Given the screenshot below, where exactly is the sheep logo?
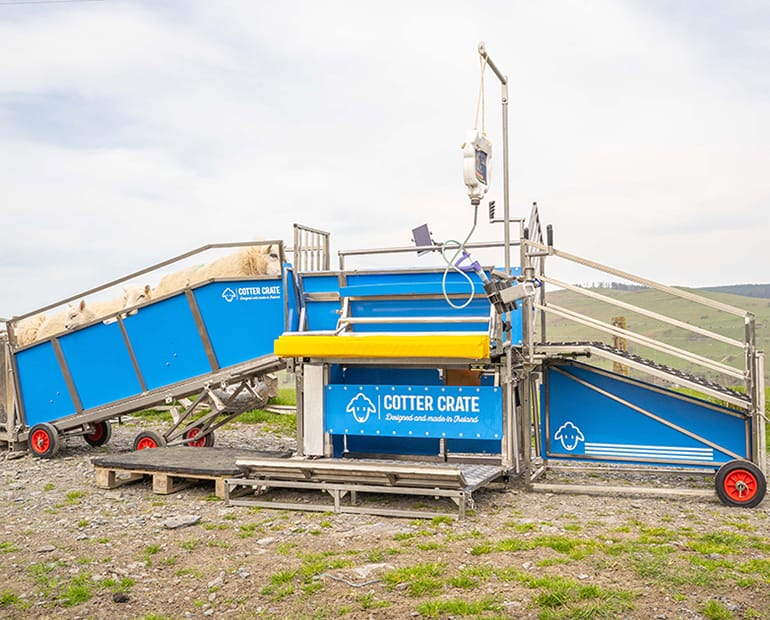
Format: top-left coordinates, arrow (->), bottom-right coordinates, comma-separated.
221,288 -> 237,303
346,393 -> 376,424
554,421 -> 585,451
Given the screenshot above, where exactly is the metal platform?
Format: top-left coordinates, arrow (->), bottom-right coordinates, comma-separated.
225,457 -> 506,519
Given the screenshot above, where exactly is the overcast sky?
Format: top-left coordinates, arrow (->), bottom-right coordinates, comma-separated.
1,0 -> 768,317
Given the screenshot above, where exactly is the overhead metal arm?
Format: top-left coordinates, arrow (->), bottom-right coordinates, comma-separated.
477,41 -> 511,275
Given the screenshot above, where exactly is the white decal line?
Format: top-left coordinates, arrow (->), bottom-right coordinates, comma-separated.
585,442 -> 714,453
585,448 -> 713,456
585,450 -> 714,461
585,445 -> 714,460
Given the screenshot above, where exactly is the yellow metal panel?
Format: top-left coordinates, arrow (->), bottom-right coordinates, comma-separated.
274,333 -> 489,360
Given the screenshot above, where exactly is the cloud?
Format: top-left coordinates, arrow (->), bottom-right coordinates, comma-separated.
0,0 -> 768,318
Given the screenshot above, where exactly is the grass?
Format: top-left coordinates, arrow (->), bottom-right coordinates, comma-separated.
55,490 -> 86,508
700,599 -> 734,620
0,590 -> 28,609
471,534 -> 596,560
382,562 -> 446,597
260,551 -> 355,601
359,592 -> 390,610
180,538 -> 199,551
237,407 -> 296,433
416,595 -> 503,618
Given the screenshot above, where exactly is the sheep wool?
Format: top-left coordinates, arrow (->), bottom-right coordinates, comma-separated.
14,315 -> 46,346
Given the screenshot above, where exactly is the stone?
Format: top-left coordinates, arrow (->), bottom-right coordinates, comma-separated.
163,514 -> 201,529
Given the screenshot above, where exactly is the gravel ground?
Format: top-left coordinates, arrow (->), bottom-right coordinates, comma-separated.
1,417 -> 769,620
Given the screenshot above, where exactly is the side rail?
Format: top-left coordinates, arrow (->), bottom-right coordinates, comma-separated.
335,270 -> 498,336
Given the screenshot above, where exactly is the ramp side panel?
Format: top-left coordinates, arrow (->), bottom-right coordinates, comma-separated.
58,322 -> 142,410
193,280 -> 285,368
542,363 -> 749,468
301,273 -> 341,331
15,343 -> 77,426
124,294 -> 212,391
284,267 -> 301,333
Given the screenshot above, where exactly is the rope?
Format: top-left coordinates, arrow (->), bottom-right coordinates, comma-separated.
474,54 -> 488,136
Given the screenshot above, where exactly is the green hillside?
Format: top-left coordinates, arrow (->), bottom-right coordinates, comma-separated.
699,284 -> 770,299
540,286 -> 770,387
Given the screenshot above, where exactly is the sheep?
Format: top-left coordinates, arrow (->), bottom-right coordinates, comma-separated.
13,315 -> 46,346
154,244 -> 281,297
25,285 -> 154,344
123,284 -> 153,309
154,264 -> 207,298
58,285 -> 153,327
35,300 -> 97,341
199,244 -> 282,280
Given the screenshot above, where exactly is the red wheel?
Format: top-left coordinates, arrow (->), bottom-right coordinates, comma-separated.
184,425 -> 214,448
84,421 -> 112,447
132,430 -> 166,451
28,423 -> 60,459
715,460 -> 767,508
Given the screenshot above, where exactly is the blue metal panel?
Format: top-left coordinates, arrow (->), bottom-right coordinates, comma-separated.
300,273 -> 341,331
333,434 -> 441,457
341,366 -> 442,385
193,279 -> 285,368
58,322 -> 142,410
16,342 -> 77,426
345,269 -> 505,291
446,438 -> 501,454
124,294 -> 211,390
301,273 -> 340,293
284,266 -> 301,332
349,298 -> 491,333
542,362 -> 749,468
325,384 -> 502,441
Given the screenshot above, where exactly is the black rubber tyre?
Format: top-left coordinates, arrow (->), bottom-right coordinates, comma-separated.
132,430 -> 166,451
28,423 -> 61,459
184,425 -> 215,448
83,420 -> 112,447
715,460 -> 767,508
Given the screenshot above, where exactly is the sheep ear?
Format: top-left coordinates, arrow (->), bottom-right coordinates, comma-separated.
79,299 -> 86,311
144,284 -> 151,294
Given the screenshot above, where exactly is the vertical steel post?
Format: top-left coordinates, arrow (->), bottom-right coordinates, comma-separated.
477,41 -> 517,473
755,353 -> 766,474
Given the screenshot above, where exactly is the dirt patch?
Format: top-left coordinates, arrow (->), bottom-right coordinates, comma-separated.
1,419 -> 769,620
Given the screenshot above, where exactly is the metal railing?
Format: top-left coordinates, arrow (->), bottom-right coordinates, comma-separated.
291,224 -> 330,273
520,205 -> 765,469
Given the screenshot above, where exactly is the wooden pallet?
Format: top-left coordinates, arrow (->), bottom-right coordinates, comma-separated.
94,466 -> 235,498
92,447 -> 291,498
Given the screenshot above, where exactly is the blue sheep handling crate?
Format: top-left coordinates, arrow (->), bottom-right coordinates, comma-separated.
8,259 -> 299,458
